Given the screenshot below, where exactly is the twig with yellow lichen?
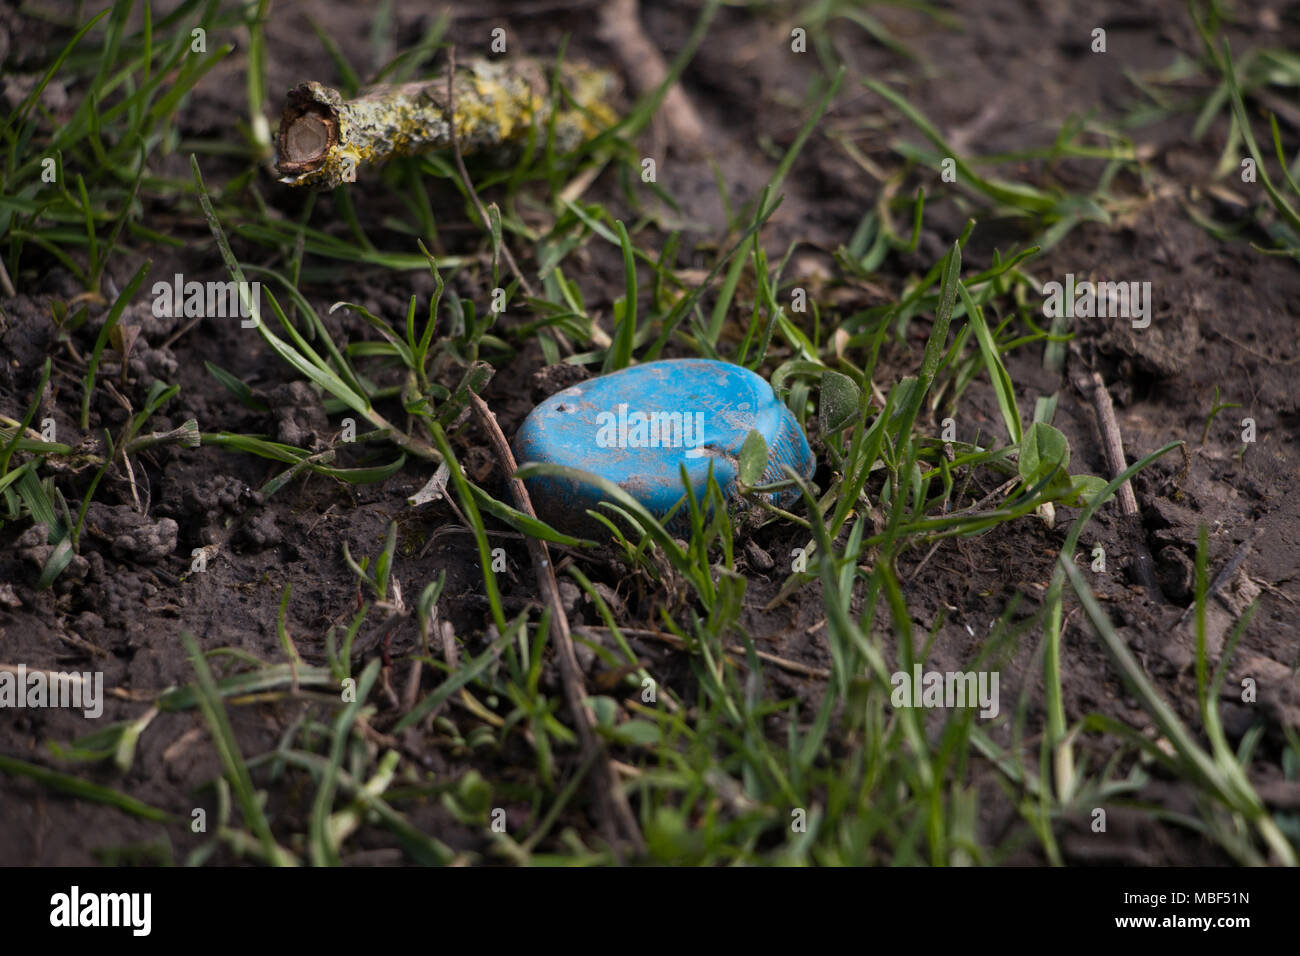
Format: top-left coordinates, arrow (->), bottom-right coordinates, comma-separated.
275,57 -> 619,189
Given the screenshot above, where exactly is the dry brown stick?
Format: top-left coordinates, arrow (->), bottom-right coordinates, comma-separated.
0,257 -> 16,298
466,389 -> 645,855
1218,331 -> 1300,366
596,625 -> 832,680
1069,351 -> 1163,596
445,47 -> 537,301
416,620 -> 462,726
57,632 -> 111,658
597,0 -> 705,155
1070,363 -> 1138,516
906,476 -> 1021,583
401,658 -> 423,714
1174,526 -> 1264,628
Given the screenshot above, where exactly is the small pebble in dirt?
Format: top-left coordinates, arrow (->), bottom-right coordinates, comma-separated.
181,474 -> 261,525
514,359 -> 813,537
270,381 -> 331,450
235,510 -> 282,552
132,301 -> 179,341
586,580 -> 625,620
84,503 -> 178,563
74,611 -> 105,635
744,538 -> 775,572
558,579 -> 582,619
16,523 -> 89,581
0,583 -> 22,608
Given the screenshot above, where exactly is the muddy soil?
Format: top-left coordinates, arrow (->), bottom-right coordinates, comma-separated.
1,0 -> 1297,865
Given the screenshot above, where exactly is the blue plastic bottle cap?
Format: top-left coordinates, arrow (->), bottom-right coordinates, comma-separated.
513,359 -> 814,537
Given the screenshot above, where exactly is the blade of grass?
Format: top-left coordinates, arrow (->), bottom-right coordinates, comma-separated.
180,629 -> 294,866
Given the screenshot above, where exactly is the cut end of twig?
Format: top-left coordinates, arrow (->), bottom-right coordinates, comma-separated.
275,87 -> 339,176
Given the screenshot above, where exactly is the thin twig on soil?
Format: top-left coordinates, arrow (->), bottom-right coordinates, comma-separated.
1069,350 -> 1164,596
56,632 -> 111,658
906,476 -> 1021,583
596,625 -> 832,680
1072,368 -> 1138,517
1218,331 -> 1300,366
597,0 -> 705,155
466,389 -> 645,856
401,658 -> 423,714
1175,527 -> 1264,628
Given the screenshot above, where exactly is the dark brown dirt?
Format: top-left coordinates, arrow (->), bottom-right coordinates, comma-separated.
1,0 -> 1297,865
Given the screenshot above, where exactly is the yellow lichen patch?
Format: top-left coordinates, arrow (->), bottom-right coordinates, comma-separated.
276,58 -> 618,189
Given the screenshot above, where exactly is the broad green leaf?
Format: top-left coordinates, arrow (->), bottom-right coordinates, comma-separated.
1019,421 -> 1071,488
738,428 -> 768,486
819,370 -> 862,433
